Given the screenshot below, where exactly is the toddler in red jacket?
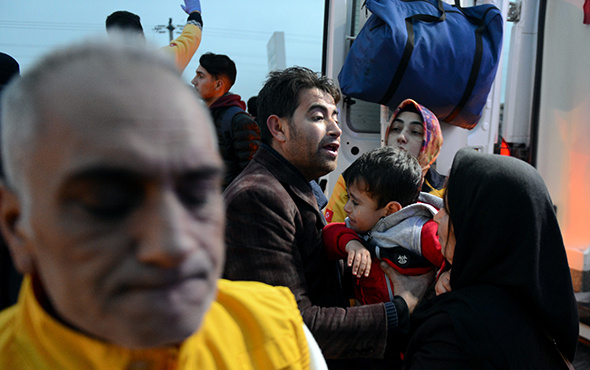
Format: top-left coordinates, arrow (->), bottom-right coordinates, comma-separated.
323,146 -> 444,305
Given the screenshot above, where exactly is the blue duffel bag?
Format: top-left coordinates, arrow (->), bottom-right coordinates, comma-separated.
338,0 -> 503,129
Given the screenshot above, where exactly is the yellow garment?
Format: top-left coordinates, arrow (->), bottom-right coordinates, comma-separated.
424,177 -> 446,198
163,22 -> 202,72
0,276 -> 310,369
324,174 -> 349,223
184,280 -> 311,369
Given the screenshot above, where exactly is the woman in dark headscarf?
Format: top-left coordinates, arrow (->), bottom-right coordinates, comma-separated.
400,148 -> 579,369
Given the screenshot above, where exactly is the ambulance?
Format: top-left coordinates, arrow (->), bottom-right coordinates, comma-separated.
320,0 -> 590,339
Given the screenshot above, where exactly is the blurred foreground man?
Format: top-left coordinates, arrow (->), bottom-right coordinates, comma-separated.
0,36 -> 325,369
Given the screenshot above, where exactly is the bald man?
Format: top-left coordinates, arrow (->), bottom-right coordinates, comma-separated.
0,36 -> 325,369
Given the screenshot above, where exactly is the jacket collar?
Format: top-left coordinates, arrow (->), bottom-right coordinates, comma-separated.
209,92 -> 246,110
254,144 -> 322,215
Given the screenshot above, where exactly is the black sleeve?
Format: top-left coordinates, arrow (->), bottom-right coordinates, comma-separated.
231,113 -> 260,170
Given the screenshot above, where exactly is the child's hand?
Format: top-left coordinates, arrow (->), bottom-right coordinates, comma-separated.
345,240 -> 371,277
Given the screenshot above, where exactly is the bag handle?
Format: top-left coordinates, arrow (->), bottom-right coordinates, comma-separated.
379,0 -> 447,105
443,1 -> 497,123
408,0 -> 446,22
453,0 -> 485,26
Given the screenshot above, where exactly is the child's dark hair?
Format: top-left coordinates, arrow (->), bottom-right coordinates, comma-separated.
343,146 -> 422,208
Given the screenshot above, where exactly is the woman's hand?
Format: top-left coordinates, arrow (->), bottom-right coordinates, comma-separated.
435,270 -> 452,296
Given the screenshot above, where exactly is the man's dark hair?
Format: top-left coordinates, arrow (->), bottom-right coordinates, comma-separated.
199,52 -> 237,86
343,146 -> 422,208
247,96 -> 257,117
106,11 -> 144,35
0,53 -> 20,88
256,66 -> 341,144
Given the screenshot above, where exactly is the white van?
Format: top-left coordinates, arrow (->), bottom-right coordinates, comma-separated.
321,1 -> 590,307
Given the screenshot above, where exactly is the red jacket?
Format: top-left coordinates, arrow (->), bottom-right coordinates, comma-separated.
323,220 -> 443,305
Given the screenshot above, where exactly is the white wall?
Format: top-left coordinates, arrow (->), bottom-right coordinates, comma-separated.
536,0 -> 590,270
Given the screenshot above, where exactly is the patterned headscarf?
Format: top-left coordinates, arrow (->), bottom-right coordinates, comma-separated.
384,99 -> 443,174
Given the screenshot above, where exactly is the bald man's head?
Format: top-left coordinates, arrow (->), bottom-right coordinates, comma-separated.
1,35 -> 198,191
0,36 -> 225,348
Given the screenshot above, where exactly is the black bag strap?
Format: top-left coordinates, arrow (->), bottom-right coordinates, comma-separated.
453,0 -> 485,26
379,0 -> 497,125
545,332 -> 576,370
379,0 -> 446,105
409,0 -> 446,22
220,105 -> 245,140
443,0 -> 495,123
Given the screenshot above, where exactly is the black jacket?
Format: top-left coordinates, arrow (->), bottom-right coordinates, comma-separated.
210,93 -> 260,188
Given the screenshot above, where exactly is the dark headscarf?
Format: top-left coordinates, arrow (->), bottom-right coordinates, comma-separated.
413,148 -> 579,362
